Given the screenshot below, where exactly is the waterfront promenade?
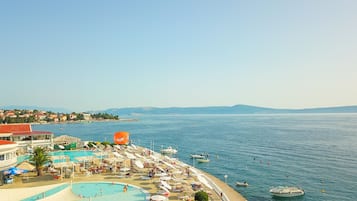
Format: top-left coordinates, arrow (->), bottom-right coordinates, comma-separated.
202,171 -> 247,201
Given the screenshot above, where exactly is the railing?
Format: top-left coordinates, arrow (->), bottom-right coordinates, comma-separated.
191,167 -> 230,201
16,140 -> 52,146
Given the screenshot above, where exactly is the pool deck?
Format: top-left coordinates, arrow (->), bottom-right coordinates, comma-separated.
0,147 -> 247,201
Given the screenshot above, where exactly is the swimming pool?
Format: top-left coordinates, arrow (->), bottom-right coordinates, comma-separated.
71,182 -> 150,201
17,154 -> 30,163
50,150 -> 96,162
22,182 -> 150,201
17,150 -> 98,163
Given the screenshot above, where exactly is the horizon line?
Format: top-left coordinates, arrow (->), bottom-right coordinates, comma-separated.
2,104 -> 357,113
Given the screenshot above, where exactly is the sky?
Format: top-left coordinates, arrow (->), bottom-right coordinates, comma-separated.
1,0 -> 357,111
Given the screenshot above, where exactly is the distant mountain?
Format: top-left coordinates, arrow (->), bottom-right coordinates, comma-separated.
102,105 -> 357,116
3,104 -> 357,116
295,105 -> 357,113
0,105 -> 71,113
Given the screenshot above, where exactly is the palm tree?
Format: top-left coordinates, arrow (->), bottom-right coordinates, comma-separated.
29,147 -> 51,176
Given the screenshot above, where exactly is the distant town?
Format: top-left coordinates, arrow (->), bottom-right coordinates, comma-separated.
0,109 -> 119,124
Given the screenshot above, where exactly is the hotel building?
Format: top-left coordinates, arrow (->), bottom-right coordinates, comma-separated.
0,140 -> 17,171
0,124 -> 54,154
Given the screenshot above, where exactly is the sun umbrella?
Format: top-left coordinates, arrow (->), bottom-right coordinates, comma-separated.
125,152 -> 136,159
160,180 -> 172,190
120,167 -> 130,172
151,195 -> 168,201
159,186 -> 170,197
160,176 -> 171,181
54,135 -> 81,144
135,160 -> 144,169
16,161 -> 35,172
113,152 -> 123,158
3,167 -> 28,175
160,185 -> 170,193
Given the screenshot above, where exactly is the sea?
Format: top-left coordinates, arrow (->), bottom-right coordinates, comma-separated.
32,113 -> 357,201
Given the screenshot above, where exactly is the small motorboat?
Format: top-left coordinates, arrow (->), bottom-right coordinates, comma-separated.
236,181 -> 249,187
190,153 -> 208,159
196,158 -> 210,163
269,186 -> 305,197
160,146 -> 178,155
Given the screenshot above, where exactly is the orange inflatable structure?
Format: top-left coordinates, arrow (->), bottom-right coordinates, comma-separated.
113,131 -> 130,145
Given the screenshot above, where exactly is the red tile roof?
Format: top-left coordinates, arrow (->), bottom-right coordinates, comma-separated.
0,124 -> 32,133
0,124 -> 53,136
0,140 -> 16,145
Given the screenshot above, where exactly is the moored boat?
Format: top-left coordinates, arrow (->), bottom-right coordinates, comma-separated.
196,158 -> 210,163
269,186 -> 304,197
236,181 -> 248,187
190,153 -> 208,159
160,146 -> 177,155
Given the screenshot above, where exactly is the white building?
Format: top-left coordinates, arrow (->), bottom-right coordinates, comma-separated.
0,140 -> 17,171
0,124 -> 54,154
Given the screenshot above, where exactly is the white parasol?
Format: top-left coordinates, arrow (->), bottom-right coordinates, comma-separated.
54,135 -> 81,144
113,152 -> 123,158
160,176 -> 171,181
16,161 -> 35,171
160,180 -> 172,190
151,195 -> 168,201
135,160 -> 144,169
120,167 -> 130,172
125,152 -> 136,159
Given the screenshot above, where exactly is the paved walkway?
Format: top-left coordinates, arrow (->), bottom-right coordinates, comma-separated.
201,171 -> 247,201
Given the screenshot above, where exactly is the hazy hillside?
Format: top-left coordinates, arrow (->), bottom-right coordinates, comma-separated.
102,105 -> 357,116
3,104 -> 357,116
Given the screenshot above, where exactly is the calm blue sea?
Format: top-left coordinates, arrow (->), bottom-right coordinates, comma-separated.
33,114 -> 357,201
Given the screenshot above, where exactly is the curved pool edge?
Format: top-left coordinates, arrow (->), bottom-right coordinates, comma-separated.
21,181 -> 150,201
21,184 -> 70,201
71,181 -> 151,200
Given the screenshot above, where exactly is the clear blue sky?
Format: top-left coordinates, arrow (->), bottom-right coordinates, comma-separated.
1,1 -> 356,111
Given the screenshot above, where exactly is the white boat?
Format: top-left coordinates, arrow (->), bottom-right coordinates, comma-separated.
236,181 -> 248,187
190,154 -> 206,159
269,186 -> 305,197
196,158 -> 210,163
160,146 -> 177,155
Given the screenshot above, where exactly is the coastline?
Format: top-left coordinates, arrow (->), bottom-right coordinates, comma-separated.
0,169 -> 247,201
30,118 -> 139,125
1,145 -> 247,201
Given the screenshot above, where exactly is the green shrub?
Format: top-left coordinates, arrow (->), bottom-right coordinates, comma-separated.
101,141 -> 111,146
194,191 -> 208,201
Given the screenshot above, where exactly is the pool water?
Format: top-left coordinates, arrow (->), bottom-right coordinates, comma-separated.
21,182 -> 149,201
72,182 -> 149,201
50,150 -> 96,162
17,154 -> 30,163
17,150 -> 97,164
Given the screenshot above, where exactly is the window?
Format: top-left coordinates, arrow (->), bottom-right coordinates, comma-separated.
0,137 -> 10,141
0,154 -> 4,161
6,153 -> 10,160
